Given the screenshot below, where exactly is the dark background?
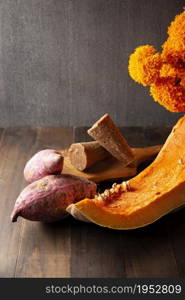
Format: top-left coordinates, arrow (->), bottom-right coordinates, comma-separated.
0,0 -> 184,127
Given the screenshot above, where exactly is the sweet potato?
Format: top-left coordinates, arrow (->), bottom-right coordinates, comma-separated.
11,174 -> 97,222
24,149 -> 64,183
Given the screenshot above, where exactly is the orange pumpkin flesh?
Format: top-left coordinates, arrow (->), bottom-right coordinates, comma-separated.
67,116 -> 185,229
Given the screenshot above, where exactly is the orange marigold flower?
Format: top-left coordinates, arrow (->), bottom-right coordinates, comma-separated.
128,45 -> 162,86
128,9 -> 185,112
180,77 -> 185,87
162,11 -> 185,66
165,11 -> 185,50
160,64 -> 177,78
150,79 -> 185,112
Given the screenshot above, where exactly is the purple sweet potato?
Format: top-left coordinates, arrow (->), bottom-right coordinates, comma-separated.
11,174 -> 97,222
24,149 -> 64,183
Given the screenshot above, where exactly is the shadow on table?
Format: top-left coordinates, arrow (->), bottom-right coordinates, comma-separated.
42,206 -> 185,278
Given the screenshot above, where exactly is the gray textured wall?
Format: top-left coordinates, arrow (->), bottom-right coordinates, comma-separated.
0,0 -> 184,127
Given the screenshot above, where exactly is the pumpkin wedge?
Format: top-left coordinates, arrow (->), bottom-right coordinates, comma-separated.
67,116 -> 185,229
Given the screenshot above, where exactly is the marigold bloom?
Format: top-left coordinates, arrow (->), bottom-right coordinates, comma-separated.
128,9 -> 185,112
162,11 -> 185,66
128,45 -> 162,86
150,79 -> 185,112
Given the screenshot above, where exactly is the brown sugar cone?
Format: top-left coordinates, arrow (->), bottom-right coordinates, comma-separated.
87,114 -> 135,166
68,141 -> 110,171
68,142 -> 162,171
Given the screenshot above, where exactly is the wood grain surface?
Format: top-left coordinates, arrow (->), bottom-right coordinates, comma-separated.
0,0 -> 184,128
0,126 -> 185,278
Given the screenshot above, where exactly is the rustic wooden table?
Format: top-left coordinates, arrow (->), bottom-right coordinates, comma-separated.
0,126 -> 185,278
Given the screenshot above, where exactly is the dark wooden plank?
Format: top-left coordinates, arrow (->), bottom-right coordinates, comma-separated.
70,219 -> 125,278
0,0 -> 184,128
14,128 -> 73,277
70,126 -> 180,277
123,217 -> 179,278
0,127 -> 38,277
168,210 -> 185,277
